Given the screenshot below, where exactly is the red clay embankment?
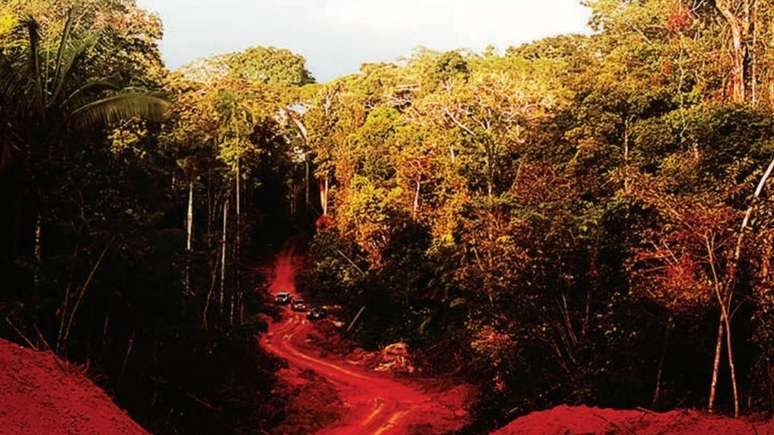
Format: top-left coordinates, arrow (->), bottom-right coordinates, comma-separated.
0,338 -> 146,435
492,404 -> 774,435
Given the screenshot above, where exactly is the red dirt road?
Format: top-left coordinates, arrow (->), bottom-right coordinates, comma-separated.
260,246 -> 467,435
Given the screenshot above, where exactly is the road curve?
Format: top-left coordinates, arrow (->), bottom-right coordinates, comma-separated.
259,246 -> 465,435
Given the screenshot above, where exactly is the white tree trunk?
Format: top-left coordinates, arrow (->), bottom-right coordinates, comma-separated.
187,180 -> 194,252
232,160 -> 241,326
305,159 -> 311,209
220,197 -> 229,322
723,311 -> 740,417
185,179 -> 194,294
708,317 -> 724,413
715,0 -> 753,103
320,177 -> 329,216
413,177 -> 421,219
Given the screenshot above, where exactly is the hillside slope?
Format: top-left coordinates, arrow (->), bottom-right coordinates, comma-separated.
492,405 -> 774,435
0,338 -> 146,434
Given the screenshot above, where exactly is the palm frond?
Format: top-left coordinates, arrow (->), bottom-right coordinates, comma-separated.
52,8 -> 75,94
50,34 -> 98,108
69,92 -> 169,129
0,51 -> 29,103
20,16 -> 44,114
59,78 -> 119,109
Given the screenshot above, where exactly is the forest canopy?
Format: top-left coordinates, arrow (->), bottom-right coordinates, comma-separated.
2,0 -> 774,433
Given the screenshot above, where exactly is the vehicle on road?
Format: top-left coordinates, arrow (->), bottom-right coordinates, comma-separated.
307,307 -> 327,320
274,292 -> 292,305
292,299 -> 307,312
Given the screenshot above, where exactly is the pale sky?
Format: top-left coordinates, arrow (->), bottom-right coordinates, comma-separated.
136,0 -> 592,83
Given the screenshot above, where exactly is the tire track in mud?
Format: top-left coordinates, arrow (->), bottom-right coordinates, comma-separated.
259,245 -> 467,434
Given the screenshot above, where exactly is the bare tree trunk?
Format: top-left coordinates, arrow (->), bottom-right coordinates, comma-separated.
305,158 -> 311,209
283,106 -> 313,215
102,310 -> 110,344
119,331 -> 134,383
751,1 -> 758,107
56,282 -> 72,354
723,310 -> 741,417
347,305 -> 367,333
59,241 -> 111,354
320,177 -> 329,216
187,178 -> 194,251
290,180 -> 296,217
33,213 -> 42,293
202,251 -> 219,330
623,118 -> 631,191
716,0 -> 753,104
413,177 -> 421,219
185,179 -> 194,294
708,235 -> 740,417
233,159 -> 241,327
623,119 -> 630,163
207,168 -> 213,252
729,157 -> 774,286
653,317 -> 673,407
730,22 -> 746,103
239,293 -> 245,325
709,317 -> 724,413
708,156 -> 774,416
56,244 -> 79,354
220,196 -> 229,323
485,152 -> 494,198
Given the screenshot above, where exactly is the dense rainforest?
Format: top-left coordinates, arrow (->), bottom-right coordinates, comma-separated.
3,0 -> 774,433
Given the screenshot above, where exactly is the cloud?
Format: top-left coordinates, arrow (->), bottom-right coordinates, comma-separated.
137,0 -> 591,82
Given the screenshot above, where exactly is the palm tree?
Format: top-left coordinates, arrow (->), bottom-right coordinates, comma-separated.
1,9 -> 167,161
0,8 -> 168,302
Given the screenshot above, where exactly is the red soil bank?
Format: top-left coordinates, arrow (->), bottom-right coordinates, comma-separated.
493,404 -> 774,435
0,338 -> 146,435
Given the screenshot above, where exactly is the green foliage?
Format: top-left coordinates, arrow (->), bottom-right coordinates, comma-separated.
70,92 -> 168,128
6,0 -> 774,433
227,46 -> 315,87
0,9 -> 15,38
180,45 -> 315,88
1,3 -> 294,434
298,0 -> 774,429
